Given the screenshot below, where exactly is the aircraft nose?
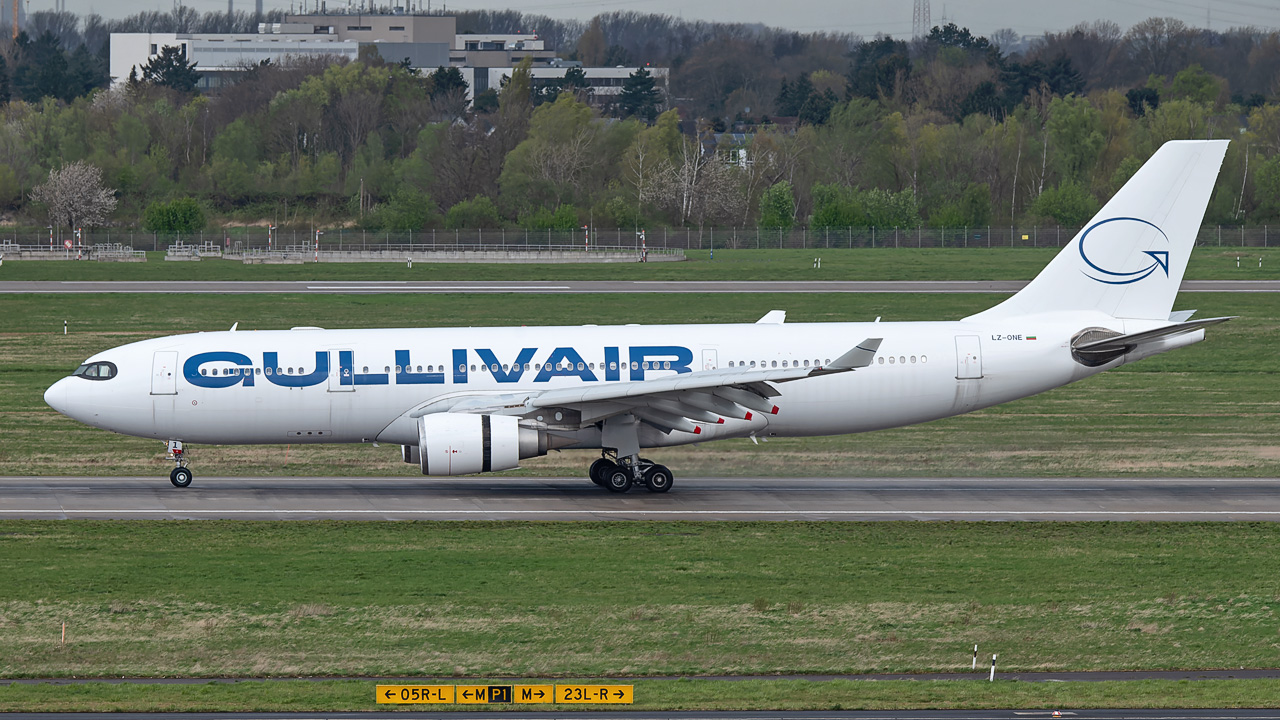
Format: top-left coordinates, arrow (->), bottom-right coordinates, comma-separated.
44,378 -> 70,415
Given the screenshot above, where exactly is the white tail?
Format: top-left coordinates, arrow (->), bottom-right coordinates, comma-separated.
969,140 -> 1229,322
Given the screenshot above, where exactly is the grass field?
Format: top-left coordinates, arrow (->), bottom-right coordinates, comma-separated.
2,521 -> 1279,679
1,291 -> 1276,478
2,247 -> 1278,281
4,678 -> 1280,712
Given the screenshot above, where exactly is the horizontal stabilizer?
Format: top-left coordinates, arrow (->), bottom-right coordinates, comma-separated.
1075,317 -> 1234,354
1168,309 -> 1196,322
756,310 -> 786,324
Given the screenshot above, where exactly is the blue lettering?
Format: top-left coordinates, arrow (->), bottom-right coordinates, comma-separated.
263,351 -> 328,388
605,346 -> 620,382
338,350 -> 354,386
476,348 -> 536,383
184,351 -> 255,389
453,348 -> 468,384
395,350 -> 445,385
534,347 -> 597,383
628,346 -> 693,381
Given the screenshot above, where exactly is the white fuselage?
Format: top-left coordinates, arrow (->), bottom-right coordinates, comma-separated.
43,312 -> 1158,451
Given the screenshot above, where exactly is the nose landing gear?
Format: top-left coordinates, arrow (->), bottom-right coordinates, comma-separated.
167,441 -> 193,487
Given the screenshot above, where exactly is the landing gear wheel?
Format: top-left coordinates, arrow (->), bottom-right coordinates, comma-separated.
605,467 -> 632,493
643,465 -> 673,493
589,458 -> 616,486
170,466 -> 193,488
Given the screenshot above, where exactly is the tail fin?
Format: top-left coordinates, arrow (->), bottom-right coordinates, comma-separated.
968,140 -> 1228,322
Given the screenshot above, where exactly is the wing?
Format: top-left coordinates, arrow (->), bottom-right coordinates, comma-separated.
409,338 -> 883,434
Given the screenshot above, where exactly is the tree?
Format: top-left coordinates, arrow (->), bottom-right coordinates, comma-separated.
577,17 -> 606,66
1030,180 -> 1099,225
444,196 -> 502,228
143,197 -> 206,233
141,44 -> 201,93
30,161 -> 118,230
618,67 -> 661,122
758,181 -> 795,228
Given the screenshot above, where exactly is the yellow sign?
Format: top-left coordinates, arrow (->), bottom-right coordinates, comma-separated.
555,685 -> 634,704
455,685 -> 514,703
376,685 -> 455,704
514,685 -> 555,703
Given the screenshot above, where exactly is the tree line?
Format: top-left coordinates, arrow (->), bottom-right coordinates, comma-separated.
3,7 -> 1280,234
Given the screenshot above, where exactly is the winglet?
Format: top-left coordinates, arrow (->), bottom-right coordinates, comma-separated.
756,310 -> 786,324
817,338 -> 882,373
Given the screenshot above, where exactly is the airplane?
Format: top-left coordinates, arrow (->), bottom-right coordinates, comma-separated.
44,140 -> 1232,493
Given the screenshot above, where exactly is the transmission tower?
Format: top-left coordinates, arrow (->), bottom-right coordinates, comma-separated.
912,0 -> 931,39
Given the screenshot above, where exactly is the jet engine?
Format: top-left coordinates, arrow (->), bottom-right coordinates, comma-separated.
414,413 -> 547,476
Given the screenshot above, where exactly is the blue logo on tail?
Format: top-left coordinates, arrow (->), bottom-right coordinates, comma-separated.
1078,217 -> 1170,285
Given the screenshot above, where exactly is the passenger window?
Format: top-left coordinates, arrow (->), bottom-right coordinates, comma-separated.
911,356 -> 916,363
416,365 -> 423,372
889,357 -> 895,364
458,364 -> 466,373
255,368 -> 261,375
577,362 -> 585,371
900,356 -> 906,364
803,359 -> 810,367
631,361 -> 638,370
470,365 -> 476,371
663,361 -> 670,369
771,361 -> 777,368
750,361 -> 756,367
609,362 -> 617,370
288,367 -> 295,374
921,355 -> 928,363
877,357 -> 884,365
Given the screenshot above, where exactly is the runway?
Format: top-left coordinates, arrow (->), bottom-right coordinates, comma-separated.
0,280 -> 1277,294
2,476 -> 1279,520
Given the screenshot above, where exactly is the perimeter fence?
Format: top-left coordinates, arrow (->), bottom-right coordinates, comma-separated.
4,225 -> 1280,253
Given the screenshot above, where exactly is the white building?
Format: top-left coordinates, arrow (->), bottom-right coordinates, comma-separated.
109,13 -> 666,107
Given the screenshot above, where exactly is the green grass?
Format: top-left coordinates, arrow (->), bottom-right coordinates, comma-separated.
1,291 -> 1277,477
3,678 -> 1280,712
1,521 -> 1279,679
2,247 -> 1279,281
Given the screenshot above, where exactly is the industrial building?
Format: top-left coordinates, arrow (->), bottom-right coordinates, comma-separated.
108,12 -> 667,105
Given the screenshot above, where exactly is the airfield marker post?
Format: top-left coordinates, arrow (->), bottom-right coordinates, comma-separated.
989,654 -> 996,681
972,644 -> 977,670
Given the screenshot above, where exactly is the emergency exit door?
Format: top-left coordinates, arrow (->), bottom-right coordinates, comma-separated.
151,351 -> 178,395
702,349 -> 718,371
955,336 -> 983,379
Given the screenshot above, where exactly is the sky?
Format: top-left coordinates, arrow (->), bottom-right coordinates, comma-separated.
72,0 -> 1280,37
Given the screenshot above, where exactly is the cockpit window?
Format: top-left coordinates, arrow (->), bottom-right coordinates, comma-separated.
72,361 -> 117,380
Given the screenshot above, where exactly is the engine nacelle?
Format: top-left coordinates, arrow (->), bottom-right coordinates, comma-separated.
416,413 -> 547,476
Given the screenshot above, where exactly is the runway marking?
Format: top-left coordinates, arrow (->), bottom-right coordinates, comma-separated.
304,285 -> 572,291
9,509 -> 1280,516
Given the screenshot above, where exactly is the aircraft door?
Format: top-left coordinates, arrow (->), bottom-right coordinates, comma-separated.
702,349 -> 718,371
151,351 -> 178,395
328,349 -> 354,392
954,335 -> 983,379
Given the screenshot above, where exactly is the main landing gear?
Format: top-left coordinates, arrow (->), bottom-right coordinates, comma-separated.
589,452 -> 673,494
167,440 -> 193,488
